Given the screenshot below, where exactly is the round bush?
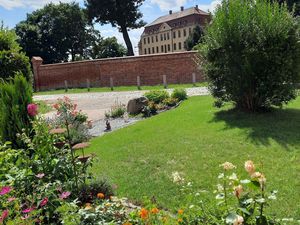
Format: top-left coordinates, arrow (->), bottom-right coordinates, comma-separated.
199,0 -> 300,111
144,90 -> 169,104
171,88 -> 188,101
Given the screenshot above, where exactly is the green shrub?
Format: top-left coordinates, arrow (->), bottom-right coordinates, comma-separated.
163,97 -> 179,107
0,74 -> 33,148
171,89 -> 188,101
105,101 -> 126,119
199,0 -> 300,111
144,90 -> 169,104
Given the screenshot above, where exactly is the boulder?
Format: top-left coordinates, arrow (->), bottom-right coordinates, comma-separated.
127,97 -> 148,115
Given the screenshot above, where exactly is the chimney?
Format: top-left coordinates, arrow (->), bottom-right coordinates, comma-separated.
195,5 -> 198,10
180,6 -> 184,11
169,10 -> 172,15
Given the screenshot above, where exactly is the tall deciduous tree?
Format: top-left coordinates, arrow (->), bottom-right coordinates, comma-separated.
85,0 -> 146,56
91,37 -> 126,59
15,2 -> 100,64
185,25 -> 204,51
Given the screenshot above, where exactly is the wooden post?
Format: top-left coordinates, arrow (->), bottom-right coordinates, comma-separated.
163,75 -> 167,89
87,79 -> 90,92
110,77 -> 114,91
192,73 -> 196,86
137,76 -> 141,90
64,80 -> 68,92
31,57 -> 43,92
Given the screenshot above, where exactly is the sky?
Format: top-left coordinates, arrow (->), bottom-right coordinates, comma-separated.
0,0 -> 220,54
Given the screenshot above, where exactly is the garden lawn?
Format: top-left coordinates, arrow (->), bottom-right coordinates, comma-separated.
86,96 -> 300,219
34,82 -> 207,95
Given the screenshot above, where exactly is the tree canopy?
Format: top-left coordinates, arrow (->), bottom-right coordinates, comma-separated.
15,2 -> 99,64
185,26 -> 204,51
85,0 -> 146,56
91,37 -> 126,59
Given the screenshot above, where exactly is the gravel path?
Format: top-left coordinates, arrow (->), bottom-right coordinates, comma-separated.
34,87 -> 209,122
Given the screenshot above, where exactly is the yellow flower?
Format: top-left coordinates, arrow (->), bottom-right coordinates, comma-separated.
85,203 -> 92,210
178,218 -> 183,223
139,208 -> 149,220
151,207 -> 159,214
97,193 -> 105,199
178,209 -> 184,215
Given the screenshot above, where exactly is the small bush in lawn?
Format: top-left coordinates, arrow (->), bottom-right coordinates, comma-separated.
106,101 -> 126,118
171,89 -> 187,101
144,90 -> 169,104
0,74 -> 33,148
199,0 -> 300,112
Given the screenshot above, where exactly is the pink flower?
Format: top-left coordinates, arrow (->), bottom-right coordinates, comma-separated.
8,197 -> 16,202
27,104 -> 38,117
0,186 -> 12,195
59,191 -> 71,200
22,207 -> 35,213
0,210 -> 9,223
39,197 -> 48,207
35,173 -> 45,179
244,160 -> 255,174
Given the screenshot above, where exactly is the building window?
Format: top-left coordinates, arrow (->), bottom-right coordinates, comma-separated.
148,37 -> 150,44
184,41 -> 186,49
144,38 -> 146,45
189,27 -> 192,35
167,32 -> 170,40
156,35 -> 158,42
173,31 -> 176,39
148,48 -> 151,54
161,34 -> 163,41
183,29 -> 186,37
174,43 -> 177,51
164,45 -> 167,53
144,49 -> 147,54
179,42 -> 182,50
156,46 -> 159,53
161,45 -> 164,52
167,44 -> 170,52
164,33 -> 166,41
151,36 -> 154,43
152,47 -> 155,54
178,30 -> 181,38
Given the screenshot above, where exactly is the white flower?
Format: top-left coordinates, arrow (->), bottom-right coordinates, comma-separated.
220,162 -> 236,171
229,173 -> 238,180
233,215 -> 244,225
172,171 -> 184,184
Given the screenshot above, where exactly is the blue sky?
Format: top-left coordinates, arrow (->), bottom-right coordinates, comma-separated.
0,0 -> 219,54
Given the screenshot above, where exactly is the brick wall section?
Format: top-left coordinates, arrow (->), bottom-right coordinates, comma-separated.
32,51 -> 203,91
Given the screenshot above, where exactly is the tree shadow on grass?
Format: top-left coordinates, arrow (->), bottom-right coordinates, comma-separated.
211,107 -> 300,150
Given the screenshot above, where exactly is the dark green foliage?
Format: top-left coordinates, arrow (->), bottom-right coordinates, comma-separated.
0,74 -> 33,148
15,2 -> 100,64
91,37 -> 127,59
199,0 -> 300,111
272,0 -> 300,16
171,88 -> 188,101
185,26 -> 204,51
144,90 -> 169,104
85,0 -> 146,56
0,25 -> 32,82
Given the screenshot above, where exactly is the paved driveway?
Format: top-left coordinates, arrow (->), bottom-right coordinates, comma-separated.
34,87 -> 209,121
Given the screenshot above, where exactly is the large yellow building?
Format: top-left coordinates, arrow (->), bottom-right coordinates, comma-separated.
139,5 -> 211,55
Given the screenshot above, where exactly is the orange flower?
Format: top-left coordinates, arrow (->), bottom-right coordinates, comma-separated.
123,222 -> 132,225
97,193 -> 105,199
151,207 -> 159,214
139,208 -> 149,220
178,218 -> 183,223
178,209 -> 184,215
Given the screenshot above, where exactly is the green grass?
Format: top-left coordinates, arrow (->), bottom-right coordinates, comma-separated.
34,82 -> 207,95
35,100 -> 53,114
86,96 -> 300,218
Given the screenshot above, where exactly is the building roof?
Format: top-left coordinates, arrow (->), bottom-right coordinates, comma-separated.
145,6 -> 210,28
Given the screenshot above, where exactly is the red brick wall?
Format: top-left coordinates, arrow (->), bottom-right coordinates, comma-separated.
32,51 -> 203,91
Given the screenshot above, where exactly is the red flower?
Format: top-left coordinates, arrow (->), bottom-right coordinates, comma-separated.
27,104 -> 38,117
40,197 -> 48,207
0,186 -> 12,195
0,210 -> 9,223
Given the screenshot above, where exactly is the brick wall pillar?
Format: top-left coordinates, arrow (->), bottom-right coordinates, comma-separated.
31,57 -> 43,91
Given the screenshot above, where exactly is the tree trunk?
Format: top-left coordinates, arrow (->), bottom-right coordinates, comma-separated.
120,25 -> 134,56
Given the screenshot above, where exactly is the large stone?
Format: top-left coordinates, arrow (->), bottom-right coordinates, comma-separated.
127,97 -> 148,115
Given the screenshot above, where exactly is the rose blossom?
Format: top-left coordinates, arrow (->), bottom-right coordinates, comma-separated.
233,215 -> 244,225
220,162 -> 236,171
59,191 -> 71,200
0,186 -> 12,195
27,104 -> 38,117
40,197 -> 48,207
244,160 -> 255,174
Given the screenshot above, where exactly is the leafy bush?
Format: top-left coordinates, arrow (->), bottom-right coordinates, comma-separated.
163,97 -> 178,107
105,101 -> 126,118
171,89 -> 188,101
0,26 -> 32,82
199,0 -> 300,111
144,90 -> 169,104
0,74 -> 33,148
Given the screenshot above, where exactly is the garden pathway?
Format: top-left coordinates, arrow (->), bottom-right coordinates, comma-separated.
34,87 -> 209,121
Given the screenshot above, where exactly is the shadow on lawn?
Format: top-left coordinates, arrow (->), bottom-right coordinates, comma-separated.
212,107 -> 300,150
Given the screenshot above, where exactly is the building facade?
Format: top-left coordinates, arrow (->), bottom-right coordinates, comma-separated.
139,5 -> 211,55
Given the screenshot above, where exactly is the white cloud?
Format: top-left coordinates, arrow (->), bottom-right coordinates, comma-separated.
198,0 -> 221,13
150,0 -> 188,11
0,0 -> 77,10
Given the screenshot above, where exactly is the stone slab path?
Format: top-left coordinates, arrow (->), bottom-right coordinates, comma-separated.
34,87 -> 209,121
